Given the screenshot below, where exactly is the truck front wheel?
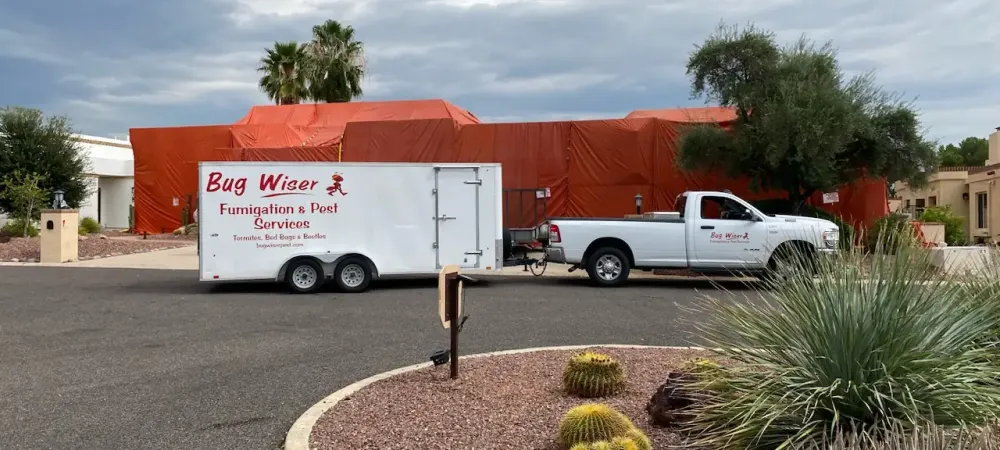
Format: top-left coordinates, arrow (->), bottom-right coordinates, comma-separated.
286,259 -> 325,294
586,247 -> 631,287
334,257 -> 372,293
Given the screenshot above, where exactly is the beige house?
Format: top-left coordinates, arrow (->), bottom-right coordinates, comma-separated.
895,128 -> 1000,243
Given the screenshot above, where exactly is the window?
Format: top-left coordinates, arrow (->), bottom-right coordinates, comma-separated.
700,196 -> 752,220
915,199 -> 925,207
915,198 -> 926,216
977,192 -> 988,229
905,199 -> 911,208
928,196 -> 937,207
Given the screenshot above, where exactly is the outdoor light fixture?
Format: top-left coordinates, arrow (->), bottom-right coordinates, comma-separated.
52,189 -> 65,209
634,193 -> 643,215
430,349 -> 450,366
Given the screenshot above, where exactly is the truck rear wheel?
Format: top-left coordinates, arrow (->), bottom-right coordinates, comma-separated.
334,257 -> 372,293
286,259 -> 324,294
586,247 -> 630,287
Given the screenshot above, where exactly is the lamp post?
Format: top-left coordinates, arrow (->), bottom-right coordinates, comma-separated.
634,193 -> 643,215
52,189 -> 65,209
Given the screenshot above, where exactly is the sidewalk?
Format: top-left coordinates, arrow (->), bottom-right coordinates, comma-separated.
0,246 -> 198,270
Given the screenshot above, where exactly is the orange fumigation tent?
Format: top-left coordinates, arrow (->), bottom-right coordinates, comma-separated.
131,99 -> 479,233
129,103 -> 887,235
232,99 -> 480,148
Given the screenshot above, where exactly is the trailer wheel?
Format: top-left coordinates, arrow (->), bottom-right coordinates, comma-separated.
286,259 -> 324,294
334,257 -> 372,293
586,247 -> 630,287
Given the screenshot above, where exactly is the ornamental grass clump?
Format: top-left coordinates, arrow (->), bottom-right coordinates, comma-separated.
683,230 -> 1000,450
803,422 -> 1000,450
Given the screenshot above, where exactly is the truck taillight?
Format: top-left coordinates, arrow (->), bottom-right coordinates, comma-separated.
549,224 -> 561,243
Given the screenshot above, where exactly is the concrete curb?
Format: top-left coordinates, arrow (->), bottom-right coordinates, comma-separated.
284,344 -> 704,450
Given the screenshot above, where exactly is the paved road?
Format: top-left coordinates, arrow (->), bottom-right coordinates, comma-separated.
0,267 -> 756,450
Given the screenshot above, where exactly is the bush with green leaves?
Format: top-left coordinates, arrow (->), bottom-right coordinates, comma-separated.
79,217 -> 101,234
1,219 -> 39,238
682,233 -> 1000,450
919,206 -> 966,246
864,213 -> 917,252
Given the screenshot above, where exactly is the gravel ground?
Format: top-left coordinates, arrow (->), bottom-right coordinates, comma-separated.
0,236 -> 190,262
311,346 -> 712,450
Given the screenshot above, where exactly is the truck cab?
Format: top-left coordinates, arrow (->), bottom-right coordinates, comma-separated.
543,191 -> 839,286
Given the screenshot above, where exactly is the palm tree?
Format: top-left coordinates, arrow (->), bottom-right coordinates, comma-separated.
257,41 -> 309,105
303,20 -> 367,103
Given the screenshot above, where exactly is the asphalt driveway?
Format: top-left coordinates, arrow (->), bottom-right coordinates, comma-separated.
0,267 -> 754,450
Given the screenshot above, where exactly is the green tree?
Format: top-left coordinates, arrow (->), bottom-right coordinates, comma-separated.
0,107 -> 91,214
303,20 -> 366,103
676,24 -> 937,211
938,136 -> 989,167
0,171 -> 48,236
257,41 -> 309,105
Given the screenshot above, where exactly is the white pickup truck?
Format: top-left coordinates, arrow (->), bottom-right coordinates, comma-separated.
543,190 -> 839,286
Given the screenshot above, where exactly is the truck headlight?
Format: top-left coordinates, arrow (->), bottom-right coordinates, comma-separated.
822,229 -> 839,249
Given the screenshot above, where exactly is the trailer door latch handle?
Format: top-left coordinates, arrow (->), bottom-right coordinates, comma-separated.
465,250 -> 483,256
463,180 -> 482,185
436,215 -> 456,221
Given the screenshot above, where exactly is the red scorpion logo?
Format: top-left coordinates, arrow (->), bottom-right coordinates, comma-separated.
326,173 -> 348,196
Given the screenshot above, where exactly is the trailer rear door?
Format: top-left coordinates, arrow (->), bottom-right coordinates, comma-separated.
434,167 -> 481,269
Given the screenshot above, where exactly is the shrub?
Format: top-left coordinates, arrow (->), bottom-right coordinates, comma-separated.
919,206 -> 966,246
683,241 -> 1000,449
1,218 -> 39,238
563,352 -> 626,398
865,213 -> 918,253
558,404 -> 635,448
79,216 -> 101,234
78,226 -> 87,236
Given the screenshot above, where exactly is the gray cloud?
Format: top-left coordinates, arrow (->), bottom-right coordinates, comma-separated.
0,0 -> 998,144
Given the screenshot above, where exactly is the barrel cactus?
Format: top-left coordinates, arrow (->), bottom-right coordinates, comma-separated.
563,351 -> 626,398
624,428 -> 651,450
558,403 -> 635,448
567,436 -> 644,450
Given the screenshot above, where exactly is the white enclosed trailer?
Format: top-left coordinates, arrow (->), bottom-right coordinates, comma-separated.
197,162 -> 503,293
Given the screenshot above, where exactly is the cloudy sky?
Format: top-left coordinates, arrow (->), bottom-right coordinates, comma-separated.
1,0 -> 998,144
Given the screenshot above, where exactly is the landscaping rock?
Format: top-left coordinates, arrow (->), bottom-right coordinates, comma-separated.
646,371 -> 697,427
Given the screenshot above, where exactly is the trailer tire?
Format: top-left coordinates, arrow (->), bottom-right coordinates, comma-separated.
502,228 -> 514,260
586,247 -> 630,287
334,257 -> 372,293
286,259 -> 324,294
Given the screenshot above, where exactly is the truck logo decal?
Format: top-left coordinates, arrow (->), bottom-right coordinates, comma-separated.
710,231 -> 750,244
326,173 -> 348,196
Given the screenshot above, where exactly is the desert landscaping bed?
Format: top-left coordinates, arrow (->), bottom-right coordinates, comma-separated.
310,346 -> 710,450
0,236 -> 190,262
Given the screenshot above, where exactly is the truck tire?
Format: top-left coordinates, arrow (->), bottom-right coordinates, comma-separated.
586,247 -> 631,287
286,259 -> 324,294
334,257 -> 372,293
502,228 -> 514,260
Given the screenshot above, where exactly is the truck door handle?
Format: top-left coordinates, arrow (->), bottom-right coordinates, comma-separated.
700,225 -> 715,230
